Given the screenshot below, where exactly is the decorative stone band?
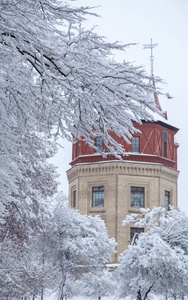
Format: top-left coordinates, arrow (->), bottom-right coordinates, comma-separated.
67,160 -> 179,183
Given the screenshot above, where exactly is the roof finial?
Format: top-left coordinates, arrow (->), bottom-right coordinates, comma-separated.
143,39 -> 167,118
143,39 -> 158,76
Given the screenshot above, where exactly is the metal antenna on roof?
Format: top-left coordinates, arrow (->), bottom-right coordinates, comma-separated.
143,38 -> 158,76
143,39 -> 168,120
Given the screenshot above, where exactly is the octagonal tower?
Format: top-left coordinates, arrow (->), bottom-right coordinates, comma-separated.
67,91 -> 179,263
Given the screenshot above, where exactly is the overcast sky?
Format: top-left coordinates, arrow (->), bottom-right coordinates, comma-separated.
53,0 -> 188,214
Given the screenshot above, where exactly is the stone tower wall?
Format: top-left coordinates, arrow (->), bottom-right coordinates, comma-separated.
67,160 -> 179,263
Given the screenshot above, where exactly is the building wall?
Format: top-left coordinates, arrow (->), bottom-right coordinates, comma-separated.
67,160 -> 179,263
71,122 -> 179,170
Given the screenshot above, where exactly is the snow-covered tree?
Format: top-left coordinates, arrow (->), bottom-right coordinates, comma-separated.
0,0 -> 160,154
0,135 -> 58,299
0,134 -> 58,238
0,1 -> 162,298
40,196 -> 116,300
0,0 -> 161,235
116,207 -> 188,299
75,269 -> 115,300
115,232 -> 188,300
1,193 -> 116,300
0,236 -> 47,299
123,206 -> 188,254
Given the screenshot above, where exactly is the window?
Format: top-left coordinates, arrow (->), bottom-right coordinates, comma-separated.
130,227 -> 144,244
73,190 -> 76,208
163,130 -> 168,157
165,190 -> 170,211
92,186 -> 104,207
131,186 -> 144,207
96,137 -> 102,153
132,136 -> 140,153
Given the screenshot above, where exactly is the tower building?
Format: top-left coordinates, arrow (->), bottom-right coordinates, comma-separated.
67,43 -> 179,262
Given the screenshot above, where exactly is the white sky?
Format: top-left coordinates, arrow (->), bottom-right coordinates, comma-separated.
52,0 -> 188,214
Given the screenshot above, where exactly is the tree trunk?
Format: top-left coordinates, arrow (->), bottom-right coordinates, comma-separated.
137,285 -> 153,300
41,251 -> 45,300
137,289 -> 142,300
143,285 -> 153,300
58,281 -> 66,300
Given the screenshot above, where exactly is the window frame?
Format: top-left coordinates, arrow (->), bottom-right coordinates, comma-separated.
163,130 -> 168,158
96,137 -> 103,153
73,190 -> 76,208
131,186 -> 144,207
92,186 -> 104,207
130,227 -> 144,244
165,190 -> 170,211
132,136 -> 140,153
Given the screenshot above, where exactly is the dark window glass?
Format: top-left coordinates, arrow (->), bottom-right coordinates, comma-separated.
130,227 -> 144,244
131,186 -> 144,207
163,131 -> 168,142
73,190 -> 76,208
92,186 -> 104,207
163,141 -> 167,157
165,190 -> 170,211
163,131 -> 168,157
96,137 -> 103,153
132,136 -> 140,153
